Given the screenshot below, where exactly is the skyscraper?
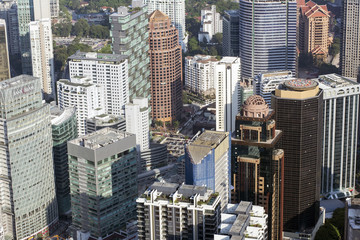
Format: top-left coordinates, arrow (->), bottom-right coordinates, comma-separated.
0,1 -> 20,56
239,0 -> 297,79
68,51 -> 129,116
222,10 -> 239,57
0,75 -> 58,239
57,77 -> 105,136
17,0 -> 50,75
30,18 -> 55,97
0,19 -> 10,81
231,95 -> 284,240
68,128 -> 138,238
125,97 -> 150,152
340,0 -> 360,80
50,104 -> 77,216
298,1 -> 330,59
272,79 -> 323,234
137,182 -> 221,240
317,74 -> 360,199
185,130 -> 230,211
110,3 -> 150,102
215,57 -> 241,133
145,0 -> 187,51
149,10 -> 182,123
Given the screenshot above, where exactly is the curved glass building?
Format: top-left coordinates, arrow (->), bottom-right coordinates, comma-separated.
239,0 -> 297,79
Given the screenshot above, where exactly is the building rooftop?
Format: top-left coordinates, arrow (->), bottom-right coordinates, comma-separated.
284,79 -> 318,91
50,103 -> 76,126
187,131 -> 228,164
69,128 -> 133,150
0,74 -> 38,90
219,57 -> 239,64
69,51 -> 127,62
317,74 -> 359,89
149,182 -> 179,196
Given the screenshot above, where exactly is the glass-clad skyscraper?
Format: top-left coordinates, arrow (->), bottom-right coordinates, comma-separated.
0,75 -> 58,239
239,0 -> 297,79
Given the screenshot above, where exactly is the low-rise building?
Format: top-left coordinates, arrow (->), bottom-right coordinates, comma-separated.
86,114 -> 126,133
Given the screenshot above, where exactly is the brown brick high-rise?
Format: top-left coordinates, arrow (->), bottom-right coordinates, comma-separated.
149,10 -> 182,123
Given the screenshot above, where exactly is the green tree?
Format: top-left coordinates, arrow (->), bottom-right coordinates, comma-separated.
98,44 -> 112,53
89,25 -> 110,39
315,222 -> 341,240
299,53 -> 313,68
329,37 -> 340,57
72,18 -> 90,37
209,46 -> 218,56
212,33 -> 223,45
319,62 -> 338,74
329,208 -> 345,236
173,121 -> 180,129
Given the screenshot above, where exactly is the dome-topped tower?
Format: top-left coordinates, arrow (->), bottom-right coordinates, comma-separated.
242,95 -> 269,118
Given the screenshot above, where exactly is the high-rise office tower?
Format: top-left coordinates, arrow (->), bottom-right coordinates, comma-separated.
222,10 -> 239,57
110,3 -> 150,102
239,0 -> 297,79
340,0 -> 360,80
317,74 -> 360,199
145,0 -> 187,51
68,51 -> 129,116
57,77 -> 105,136
231,95 -> 284,240
253,71 -> 295,107
50,0 -> 59,18
185,130 -> 230,211
137,182 -> 221,240
0,1 -> 20,56
68,128 -> 138,238
198,5 -> 222,43
149,10 -> 182,123
272,79 -> 323,234
0,75 -> 58,239
17,0 -> 50,75
125,97 -> 150,152
30,18 -> 55,97
215,57 -> 241,133
0,19 -> 10,81
298,1 -> 330,59
184,55 -> 218,95
50,104 -> 77,216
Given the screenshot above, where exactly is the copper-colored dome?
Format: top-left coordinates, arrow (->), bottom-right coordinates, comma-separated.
242,95 -> 269,118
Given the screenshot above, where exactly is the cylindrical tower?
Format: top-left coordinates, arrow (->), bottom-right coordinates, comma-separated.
239,0 -> 297,79
148,10 -> 182,123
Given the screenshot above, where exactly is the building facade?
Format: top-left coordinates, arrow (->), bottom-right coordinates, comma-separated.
86,114 -> 126,133
215,57 -> 241,133
149,10 -> 182,123
0,1 -> 19,56
68,128 -> 138,238
68,51 -> 129,116
57,77 -> 105,136
318,74 -> 360,199
30,18 -> 55,97
272,79 -> 323,233
125,97 -> 150,152
17,0 -> 50,75
231,95 -> 284,240
254,70 -> 295,107
239,0 -> 297,79
50,0 -> 59,18
340,0 -> 360,80
0,19 -> 10,81
198,5 -> 222,43
110,3 -> 150,102
185,130 -> 230,211
50,104 -> 77,216
184,55 -> 218,95
222,10 -> 239,57
298,1 -> 330,59
137,182 -> 221,240
145,0 -> 187,51
0,75 -> 58,239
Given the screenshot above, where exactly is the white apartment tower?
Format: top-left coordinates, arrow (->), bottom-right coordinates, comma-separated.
198,5 -> 222,43
125,98 -> 150,152
184,55 -> 218,95
0,75 -> 58,239
50,0 -> 59,18
144,0 -> 187,51
68,51 -> 129,116
215,57 -> 241,133
30,18 -> 55,97
57,77 -> 105,136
